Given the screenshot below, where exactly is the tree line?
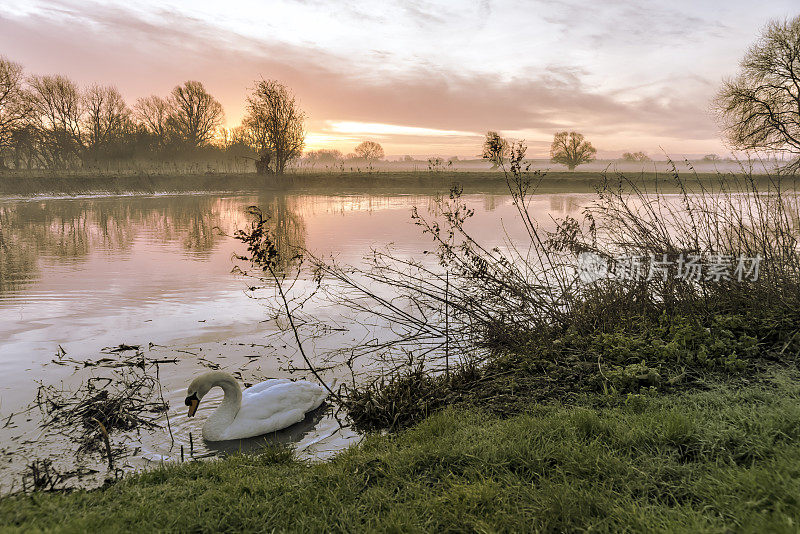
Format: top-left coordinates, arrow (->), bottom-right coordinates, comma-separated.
0,58 -> 305,174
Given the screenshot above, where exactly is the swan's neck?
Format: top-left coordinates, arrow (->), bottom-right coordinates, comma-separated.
205,376 -> 242,439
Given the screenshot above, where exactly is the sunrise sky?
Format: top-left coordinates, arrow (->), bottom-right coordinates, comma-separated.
2,0 -> 798,158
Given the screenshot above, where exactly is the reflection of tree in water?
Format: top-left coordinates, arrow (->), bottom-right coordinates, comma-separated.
250,194 -> 306,273
1,202 -> 99,294
182,213 -> 217,256
0,212 -> 38,294
0,194 -> 308,295
548,195 -> 583,215
2,203 -> 93,261
482,195 -> 499,212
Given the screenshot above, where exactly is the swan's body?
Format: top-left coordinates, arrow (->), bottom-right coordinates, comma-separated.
185,371 -> 328,441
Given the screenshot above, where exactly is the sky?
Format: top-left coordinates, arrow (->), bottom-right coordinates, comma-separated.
1,0 -> 799,158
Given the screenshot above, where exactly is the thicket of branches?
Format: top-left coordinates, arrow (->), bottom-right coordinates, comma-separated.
232,141 -> 799,430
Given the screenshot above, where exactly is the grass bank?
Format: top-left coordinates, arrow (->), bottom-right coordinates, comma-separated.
0,170 -> 781,196
2,372 -> 800,532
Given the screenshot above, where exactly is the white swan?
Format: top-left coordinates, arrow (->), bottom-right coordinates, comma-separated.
184,371 -> 328,441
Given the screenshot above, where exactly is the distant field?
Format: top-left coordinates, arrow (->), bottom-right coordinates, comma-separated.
0,169 -> 789,196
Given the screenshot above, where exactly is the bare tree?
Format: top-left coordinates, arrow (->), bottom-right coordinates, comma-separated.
8,124 -> 37,170
621,151 -> 650,162
481,130 -> 510,167
550,131 -> 596,171
217,125 -> 254,160
243,79 -> 306,175
715,16 -> 800,166
305,148 -> 342,168
169,81 -> 224,148
133,95 -> 172,148
27,74 -> 84,168
354,140 -> 384,162
83,85 -> 129,159
0,57 -> 30,168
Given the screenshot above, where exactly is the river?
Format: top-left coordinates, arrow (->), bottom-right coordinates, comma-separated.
0,186 -> 591,491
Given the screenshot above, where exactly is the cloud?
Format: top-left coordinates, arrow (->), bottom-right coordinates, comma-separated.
325,121 -> 477,137
0,0 -> 729,155
537,0 -> 729,45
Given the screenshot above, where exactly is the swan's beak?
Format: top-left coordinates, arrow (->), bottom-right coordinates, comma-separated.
185,393 -> 200,417
187,399 -> 199,417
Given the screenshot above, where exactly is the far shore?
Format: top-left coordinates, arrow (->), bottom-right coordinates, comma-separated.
0,169 -> 791,196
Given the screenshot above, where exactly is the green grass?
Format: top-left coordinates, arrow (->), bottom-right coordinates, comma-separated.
4,371 -> 800,533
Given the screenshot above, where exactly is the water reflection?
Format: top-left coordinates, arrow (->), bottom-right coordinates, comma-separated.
0,194 -> 308,296
548,194 -> 585,214
0,220 -> 38,294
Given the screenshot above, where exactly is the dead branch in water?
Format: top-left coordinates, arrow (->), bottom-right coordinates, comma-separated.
50,344 -> 178,369
89,417 -> 114,469
35,362 -> 169,461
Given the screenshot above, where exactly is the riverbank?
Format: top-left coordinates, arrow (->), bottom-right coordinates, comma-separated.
2,368 -> 800,532
0,169 -> 788,196
4,167 -> 800,532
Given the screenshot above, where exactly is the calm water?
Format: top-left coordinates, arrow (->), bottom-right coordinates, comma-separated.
0,188 -> 590,491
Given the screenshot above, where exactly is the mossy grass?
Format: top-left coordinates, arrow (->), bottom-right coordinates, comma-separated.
344,311 -> 800,432
3,371 -> 800,532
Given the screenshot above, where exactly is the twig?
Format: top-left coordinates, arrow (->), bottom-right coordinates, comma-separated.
445,270 -> 450,378
155,363 -> 174,446
269,263 -> 339,401
89,417 -> 114,470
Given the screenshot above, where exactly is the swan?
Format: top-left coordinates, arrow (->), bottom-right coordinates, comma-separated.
184,371 -> 329,441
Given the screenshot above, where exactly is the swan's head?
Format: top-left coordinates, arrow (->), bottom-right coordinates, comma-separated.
185,373 -> 215,417
185,371 -> 239,417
